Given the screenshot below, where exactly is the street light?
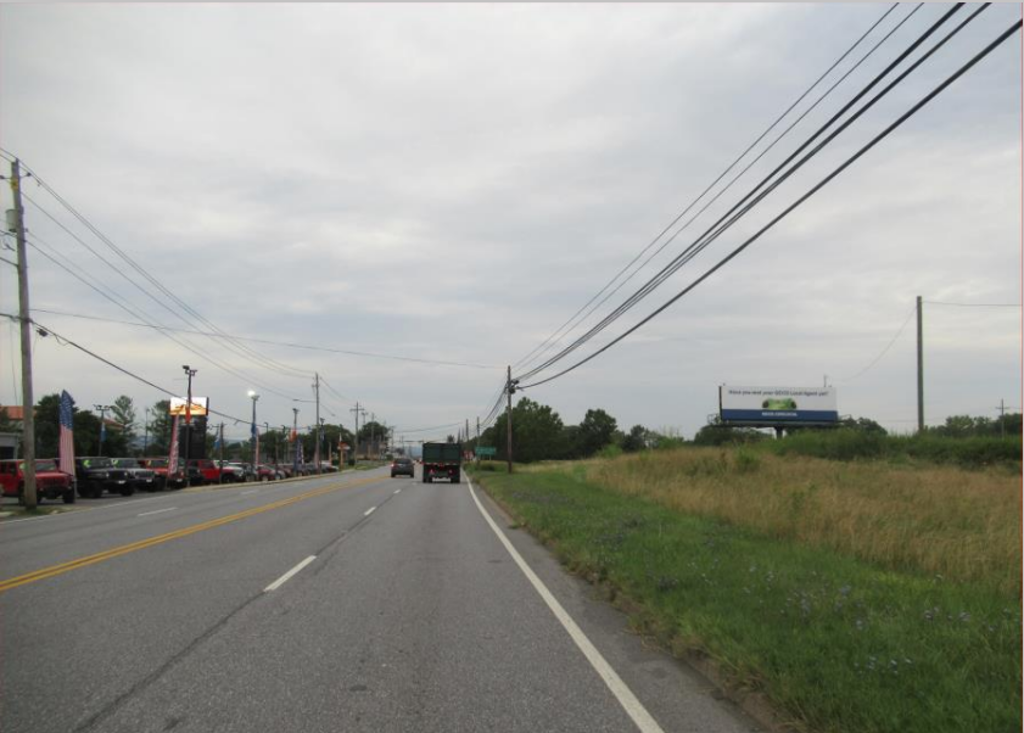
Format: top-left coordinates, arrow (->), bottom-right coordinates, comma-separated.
248,390 -> 260,466
182,365 -> 197,487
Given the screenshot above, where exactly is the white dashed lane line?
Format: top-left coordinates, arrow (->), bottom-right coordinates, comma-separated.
137,507 -> 177,518
264,556 -> 317,592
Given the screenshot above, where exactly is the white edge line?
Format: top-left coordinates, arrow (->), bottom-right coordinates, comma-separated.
393,489 -> 401,494
138,507 -> 177,517
364,506 -> 376,516
264,555 -> 317,592
466,477 -> 666,733
240,489 -> 260,495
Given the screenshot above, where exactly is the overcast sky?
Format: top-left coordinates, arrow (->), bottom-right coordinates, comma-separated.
1,3 -> 1020,443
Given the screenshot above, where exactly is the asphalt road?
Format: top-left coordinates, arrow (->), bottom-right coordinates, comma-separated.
0,467 -> 760,733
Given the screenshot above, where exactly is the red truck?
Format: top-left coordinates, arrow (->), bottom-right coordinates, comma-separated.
0,458 -> 76,504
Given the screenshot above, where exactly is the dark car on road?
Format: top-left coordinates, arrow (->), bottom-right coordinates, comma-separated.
75,456 -> 134,498
391,457 -> 415,478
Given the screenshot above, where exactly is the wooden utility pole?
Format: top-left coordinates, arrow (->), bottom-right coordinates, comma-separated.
314,372 -> 321,474
506,366 -> 514,474
349,403 -> 361,460
9,159 -> 36,508
292,407 -> 300,472
916,295 -> 924,433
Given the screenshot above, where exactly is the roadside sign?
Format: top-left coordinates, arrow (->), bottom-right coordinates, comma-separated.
475,446 -> 497,457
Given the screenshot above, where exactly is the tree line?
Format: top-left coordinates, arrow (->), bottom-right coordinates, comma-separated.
468,397 -> 1022,463
2,394 -> 395,463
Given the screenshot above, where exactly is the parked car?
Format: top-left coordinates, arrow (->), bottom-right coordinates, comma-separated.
138,457 -> 187,490
275,464 -> 294,479
390,457 -> 415,478
224,462 -> 254,482
111,457 -> 158,492
0,458 -> 76,504
75,456 -> 134,498
188,459 -> 223,485
256,464 -> 281,482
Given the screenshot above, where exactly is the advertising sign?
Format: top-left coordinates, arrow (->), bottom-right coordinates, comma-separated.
720,385 -> 838,424
169,397 -> 209,417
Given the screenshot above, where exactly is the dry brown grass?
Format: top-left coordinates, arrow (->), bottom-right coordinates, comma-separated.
577,448 -> 1021,595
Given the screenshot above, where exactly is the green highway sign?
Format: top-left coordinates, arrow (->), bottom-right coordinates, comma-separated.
475,446 -> 497,457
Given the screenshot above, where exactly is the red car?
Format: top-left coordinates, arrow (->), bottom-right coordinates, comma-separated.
0,458 -> 76,504
138,457 -> 187,491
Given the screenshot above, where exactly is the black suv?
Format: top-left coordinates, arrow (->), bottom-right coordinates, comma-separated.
75,457 -> 135,498
390,457 -> 415,478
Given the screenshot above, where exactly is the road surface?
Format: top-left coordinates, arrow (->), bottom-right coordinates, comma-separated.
0,467 -> 760,732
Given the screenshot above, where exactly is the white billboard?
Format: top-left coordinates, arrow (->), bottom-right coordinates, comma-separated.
720,385 -> 838,424
169,397 -> 209,417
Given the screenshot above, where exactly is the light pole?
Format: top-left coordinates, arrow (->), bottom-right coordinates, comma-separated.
94,404 -> 113,455
183,365 -> 197,487
292,407 -> 300,474
248,390 -> 260,466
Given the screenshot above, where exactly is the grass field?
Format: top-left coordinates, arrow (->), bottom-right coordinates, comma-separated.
471,452 -> 1021,733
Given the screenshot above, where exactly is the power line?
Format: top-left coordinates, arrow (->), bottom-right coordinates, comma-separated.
11,164 -> 312,380
520,16 -> 1021,390
516,4 -> 974,384
29,306 -> 500,370
839,305 -> 917,383
923,301 -> 1021,307
0,312 -> 250,424
24,236 -> 307,401
511,3 -> 909,374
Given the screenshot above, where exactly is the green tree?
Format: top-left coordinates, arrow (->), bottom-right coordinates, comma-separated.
110,395 -> 137,447
35,393 -> 62,457
577,408 -> 618,457
621,424 -> 651,452
490,397 -> 566,463
148,400 -> 172,455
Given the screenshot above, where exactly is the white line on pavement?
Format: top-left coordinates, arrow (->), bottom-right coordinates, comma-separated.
240,489 -> 260,495
137,507 -> 177,517
467,477 -> 666,733
393,489 -> 401,495
364,506 -> 376,516
264,555 -> 317,592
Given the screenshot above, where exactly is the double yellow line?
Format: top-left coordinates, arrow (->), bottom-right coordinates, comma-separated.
0,475 -> 383,594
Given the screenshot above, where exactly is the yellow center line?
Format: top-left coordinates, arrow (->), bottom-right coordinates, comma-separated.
0,475 -> 385,594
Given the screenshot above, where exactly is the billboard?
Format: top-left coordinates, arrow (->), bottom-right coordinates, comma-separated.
169,397 -> 210,417
720,385 -> 838,424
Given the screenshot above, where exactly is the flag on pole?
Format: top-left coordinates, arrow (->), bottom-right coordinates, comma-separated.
58,390 -> 76,475
168,415 -> 181,474
212,431 -> 221,451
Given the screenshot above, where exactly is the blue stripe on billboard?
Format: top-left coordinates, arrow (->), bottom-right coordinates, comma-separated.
721,409 -> 839,423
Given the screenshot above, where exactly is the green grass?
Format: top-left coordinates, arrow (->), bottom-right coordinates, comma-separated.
470,466 -> 1021,733
760,429 -> 1021,468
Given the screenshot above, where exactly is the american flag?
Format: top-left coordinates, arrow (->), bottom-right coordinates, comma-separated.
58,390 -> 76,475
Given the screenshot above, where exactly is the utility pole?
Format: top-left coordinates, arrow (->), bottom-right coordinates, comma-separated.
465,419 -> 470,445
292,407 -> 300,473
9,159 -> 36,508
916,295 -> 924,433
143,407 -> 150,455
349,403 -> 362,460
218,423 -> 225,483
314,373 -> 321,474
506,366 -> 514,474
476,416 -> 480,464
182,366 -> 197,487
370,412 -> 376,459
94,404 -> 112,455
996,398 -> 1006,440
